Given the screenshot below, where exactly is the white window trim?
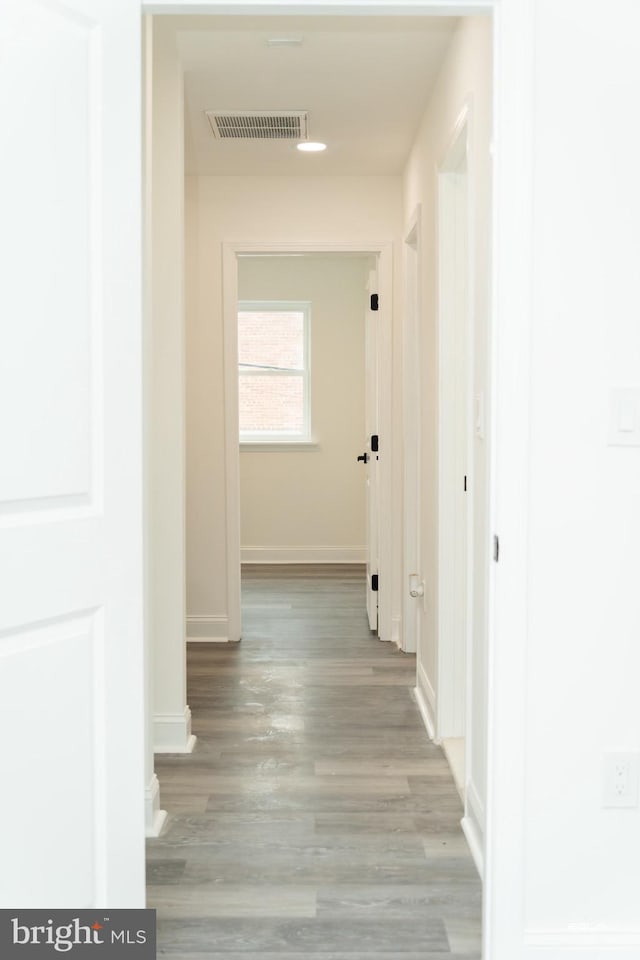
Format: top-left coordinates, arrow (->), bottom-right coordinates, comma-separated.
238,300 -> 312,443
240,440 -> 320,452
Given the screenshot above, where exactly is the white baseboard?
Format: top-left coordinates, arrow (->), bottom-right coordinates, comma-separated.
186,615 -> 229,643
414,661 -> 437,740
462,777 -> 485,878
153,706 -> 197,754
523,929 -> 640,953
442,737 -> 465,800
241,546 -> 366,564
145,773 -> 168,838
391,614 -> 402,649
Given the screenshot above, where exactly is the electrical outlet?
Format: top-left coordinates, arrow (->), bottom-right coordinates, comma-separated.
603,753 -> 640,808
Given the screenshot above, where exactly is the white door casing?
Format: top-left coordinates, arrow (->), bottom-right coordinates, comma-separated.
147,16 -> 194,755
222,242 -> 394,647
0,0 -> 145,906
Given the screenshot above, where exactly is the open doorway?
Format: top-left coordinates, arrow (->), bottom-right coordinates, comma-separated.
152,7 -> 492,956
236,254 -> 371,574
220,243 -> 394,644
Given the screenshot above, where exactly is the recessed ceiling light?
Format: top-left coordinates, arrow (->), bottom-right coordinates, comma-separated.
297,142 -> 327,153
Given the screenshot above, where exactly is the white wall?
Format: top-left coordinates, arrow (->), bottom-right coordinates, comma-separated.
519,0 -> 640,947
185,175 -> 403,634
149,19 -> 193,753
238,255 -> 369,563
403,15 -> 493,861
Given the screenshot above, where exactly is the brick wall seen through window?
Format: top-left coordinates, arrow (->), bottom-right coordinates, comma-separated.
238,304 -> 310,439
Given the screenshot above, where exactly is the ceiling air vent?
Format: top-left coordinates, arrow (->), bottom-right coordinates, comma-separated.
206,110 -> 308,141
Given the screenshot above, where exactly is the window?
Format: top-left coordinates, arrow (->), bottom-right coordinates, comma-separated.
238,301 -> 311,441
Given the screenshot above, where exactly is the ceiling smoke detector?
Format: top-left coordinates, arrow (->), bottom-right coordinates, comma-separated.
206,110 -> 309,141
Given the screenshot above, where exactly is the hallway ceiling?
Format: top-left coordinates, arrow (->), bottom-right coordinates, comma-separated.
171,15 -> 460,176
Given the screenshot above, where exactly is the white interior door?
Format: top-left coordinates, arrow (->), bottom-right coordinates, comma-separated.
0,0 -> 145,906
403,214 -> 422,654
364,266 -> 380,632
451,164 -> 470,735
438,122 -> 471,747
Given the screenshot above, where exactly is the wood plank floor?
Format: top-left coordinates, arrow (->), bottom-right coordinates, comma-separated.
147,564 -> 482,958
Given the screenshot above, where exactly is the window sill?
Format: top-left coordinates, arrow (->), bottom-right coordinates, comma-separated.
240,440 -> 320,452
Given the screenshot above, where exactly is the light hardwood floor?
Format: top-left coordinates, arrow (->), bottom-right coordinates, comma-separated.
147,564 -> 482,958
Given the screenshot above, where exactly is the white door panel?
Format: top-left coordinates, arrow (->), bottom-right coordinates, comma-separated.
365,268 -> 379,632
0,0 -> 144,907
403,216 -> 421,655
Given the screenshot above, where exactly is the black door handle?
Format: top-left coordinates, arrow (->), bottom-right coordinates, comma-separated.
357,452 -> 369,464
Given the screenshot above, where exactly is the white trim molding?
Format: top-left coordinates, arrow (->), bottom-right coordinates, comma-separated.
186,614 -> 231,642
153,706 -> 197,753
241,547 -> 366,564
391,614 -> 402,649
414,662 -> 437,741
240,440 -> 320,452
146,3 -> 494,14
483,1 -> 535,958
222,244 -> 243,645
145,773 -> 168,838
462,778 -> 485,878
523,929 -> 640,956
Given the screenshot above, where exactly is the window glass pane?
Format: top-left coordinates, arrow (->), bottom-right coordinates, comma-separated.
238,311 -> 304,372
239,374 -> 304,434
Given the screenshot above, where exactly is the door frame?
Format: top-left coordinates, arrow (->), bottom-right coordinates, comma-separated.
146,1 -> 536,956
221,241 -> 394,643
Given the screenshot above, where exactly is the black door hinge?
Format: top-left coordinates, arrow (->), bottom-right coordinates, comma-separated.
371,574 -> 379,592
371,434 -> 379,452
370,293 -> 379,311
464,475 -> 468,492
493,535 -> 500,563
